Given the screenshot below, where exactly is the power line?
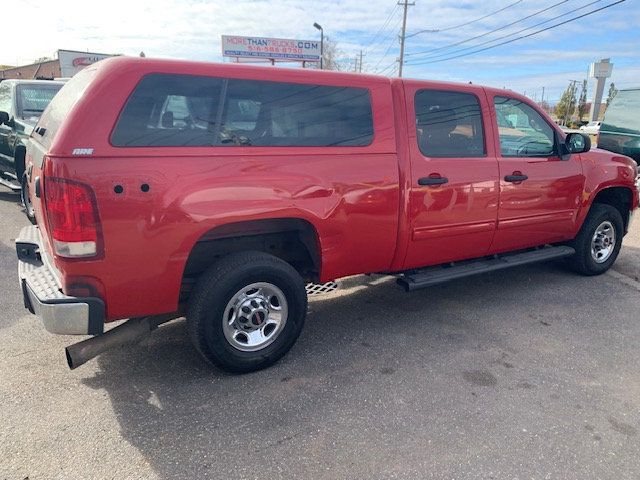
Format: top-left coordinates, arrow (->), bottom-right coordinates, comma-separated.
406,0 -> 626,65
373,40 -> 399,71
407,0 -> 604,63
406,0 -> 523,38
363,4 -> 400,53
371,14 -> 404,71
406,0 -> 569,58
377,61 -> 398,75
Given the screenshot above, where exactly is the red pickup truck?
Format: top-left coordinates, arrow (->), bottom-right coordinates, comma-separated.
16,57 -> 639,373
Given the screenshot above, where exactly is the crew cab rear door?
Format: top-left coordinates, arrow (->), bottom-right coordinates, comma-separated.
401,82 -> 499,270
485,91 -> 584,253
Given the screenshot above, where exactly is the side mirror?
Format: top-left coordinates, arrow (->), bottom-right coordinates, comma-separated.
0,111 -> 10,125
565,132 -> 591,154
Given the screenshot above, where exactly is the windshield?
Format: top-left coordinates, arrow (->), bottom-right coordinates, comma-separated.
16,84 -> 62,118
601,89 -> 640,136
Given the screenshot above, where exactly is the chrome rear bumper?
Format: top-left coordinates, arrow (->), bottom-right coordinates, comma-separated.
16,226 -> 104,335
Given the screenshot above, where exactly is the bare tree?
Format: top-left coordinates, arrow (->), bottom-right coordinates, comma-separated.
537,100 -> 551,113
321,37 -> 343,71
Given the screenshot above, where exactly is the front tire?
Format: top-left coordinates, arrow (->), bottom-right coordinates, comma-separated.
187,251 -> 307,373
567,203 -> 623,275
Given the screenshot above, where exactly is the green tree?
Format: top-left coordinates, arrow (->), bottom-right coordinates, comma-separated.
555,81 -> 578,125
577,79 -> 588,120
606,82 -> 618,107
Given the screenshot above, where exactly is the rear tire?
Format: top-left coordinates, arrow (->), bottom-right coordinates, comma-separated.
21,174 -> 36,225
187,251 -> 307,373
567,203 -> 623,276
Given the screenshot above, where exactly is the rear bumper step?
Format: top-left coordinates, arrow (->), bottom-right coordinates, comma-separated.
16,225 -> 105,335
397,245 -> 575,291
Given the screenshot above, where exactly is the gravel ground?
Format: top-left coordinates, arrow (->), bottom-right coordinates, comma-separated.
1,190 -> 640,480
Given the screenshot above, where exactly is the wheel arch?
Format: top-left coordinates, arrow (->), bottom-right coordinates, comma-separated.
589,186 -> 634,233
181,217 -> 322,301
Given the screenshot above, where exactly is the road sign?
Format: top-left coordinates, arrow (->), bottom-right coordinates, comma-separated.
589,60 -> 613,79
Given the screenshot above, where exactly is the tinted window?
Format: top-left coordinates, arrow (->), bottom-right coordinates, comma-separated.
601,89 -> 640,135
415,89 -> 485,157
16,84 -> 62,118
111,74 -> 223,147
112,74 -> 374,147
494,96 -> 555,157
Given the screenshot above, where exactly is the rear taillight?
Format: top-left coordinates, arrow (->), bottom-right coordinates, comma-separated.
44,177 -> 103,258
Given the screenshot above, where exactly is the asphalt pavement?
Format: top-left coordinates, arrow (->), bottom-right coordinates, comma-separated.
1,190 -> 640,480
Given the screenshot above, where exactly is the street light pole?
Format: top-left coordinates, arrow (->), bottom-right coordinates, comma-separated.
313,22 -> 324,70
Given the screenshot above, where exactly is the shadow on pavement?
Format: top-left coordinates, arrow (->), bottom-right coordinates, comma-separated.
78,260 -> 640,479
615,245 -> 640,282
0,190 -> 21,203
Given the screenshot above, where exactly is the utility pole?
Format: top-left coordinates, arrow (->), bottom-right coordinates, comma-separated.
397,0 -> 414,78
358,49 -> 363,73
541,86 -> 545,104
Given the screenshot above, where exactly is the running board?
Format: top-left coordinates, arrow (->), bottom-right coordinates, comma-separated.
397,245 -> 575,292
0,171 -> 20,191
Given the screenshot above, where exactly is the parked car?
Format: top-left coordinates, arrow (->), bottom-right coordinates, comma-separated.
580,121 -> 602,135
0,79 -> 65,220
598,88 -> 640,164
15,57 -> 639,373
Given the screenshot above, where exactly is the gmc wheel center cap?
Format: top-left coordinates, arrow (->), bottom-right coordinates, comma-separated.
252,311 -> 266,326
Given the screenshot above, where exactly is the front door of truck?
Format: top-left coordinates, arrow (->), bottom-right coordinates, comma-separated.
487,94 -> 584,253
0,82 -> 13,167
402,84 -> 500,270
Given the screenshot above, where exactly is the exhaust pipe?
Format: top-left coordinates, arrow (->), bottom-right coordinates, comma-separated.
65,314 -> 179,369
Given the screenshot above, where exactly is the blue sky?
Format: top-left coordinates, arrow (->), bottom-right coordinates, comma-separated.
7,0 -> 639,103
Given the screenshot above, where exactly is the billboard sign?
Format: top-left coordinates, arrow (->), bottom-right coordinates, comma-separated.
221,35 -> 321,62
58,49 -> 116,77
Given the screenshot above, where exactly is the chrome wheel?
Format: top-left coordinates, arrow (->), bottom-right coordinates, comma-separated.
590,220 -> 616,263
222,282 -> 288,352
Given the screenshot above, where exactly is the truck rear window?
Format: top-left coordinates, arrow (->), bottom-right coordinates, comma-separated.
111,73 -> 374,147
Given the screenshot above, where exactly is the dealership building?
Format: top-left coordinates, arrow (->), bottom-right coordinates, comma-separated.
0,49 -> 116,80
